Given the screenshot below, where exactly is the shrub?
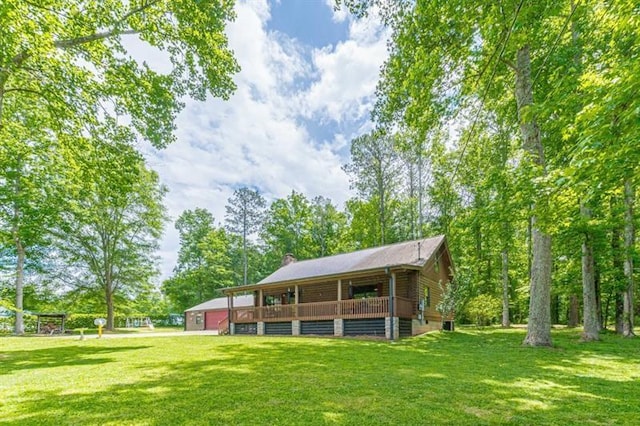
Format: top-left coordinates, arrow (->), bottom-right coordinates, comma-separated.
0,314 -> 37,334
465,294 -> 502,326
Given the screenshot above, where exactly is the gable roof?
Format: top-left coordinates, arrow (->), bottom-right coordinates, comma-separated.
185,294 -> 254,312
224,236 -> 447,293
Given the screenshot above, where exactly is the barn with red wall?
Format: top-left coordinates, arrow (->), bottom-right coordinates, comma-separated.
184,295 -> 254,331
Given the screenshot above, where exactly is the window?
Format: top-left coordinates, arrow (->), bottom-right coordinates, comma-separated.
264,295 -> 281,306
195,314 -> 203,325
425,287 -> 431,307
352,284 -> 380,299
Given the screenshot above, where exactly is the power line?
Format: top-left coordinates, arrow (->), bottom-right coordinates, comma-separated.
537,1 -> 613,102
532,0 -> 583,86
450,0 -> 525,184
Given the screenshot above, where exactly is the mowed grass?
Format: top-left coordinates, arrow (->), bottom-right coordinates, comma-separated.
1,328 -> 639,425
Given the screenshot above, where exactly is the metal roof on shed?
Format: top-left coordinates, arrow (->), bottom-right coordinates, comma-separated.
185,294 -> 254,312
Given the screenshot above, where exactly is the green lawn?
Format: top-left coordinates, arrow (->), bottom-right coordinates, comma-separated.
1,328 -> 639,425
70,326 -> 185,336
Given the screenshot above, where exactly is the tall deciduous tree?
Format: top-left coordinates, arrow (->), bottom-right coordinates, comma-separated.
225,187 -> 266,285
261,191 -> 314,268
175,208 -> 216,275
309,196 -> 349,257
343,131 -> 401,245
1,0 -> 239,333
0,103 -> 66,334
162,208 -> 214,310
55,131 -> 166,330
514,45 -> 552,347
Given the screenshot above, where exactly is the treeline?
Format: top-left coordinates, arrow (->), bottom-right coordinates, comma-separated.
0,1 -> 239,332
170,0 -> 640,346
336,0 -> 639,344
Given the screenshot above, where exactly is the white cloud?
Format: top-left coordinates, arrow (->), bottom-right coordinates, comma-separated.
300,12 -> 389,124
135,0 -> 389,281
325,0 -> 349,23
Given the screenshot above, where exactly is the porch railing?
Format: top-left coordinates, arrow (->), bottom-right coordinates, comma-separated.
231,296 -> 415,323
217,317 -> 229,335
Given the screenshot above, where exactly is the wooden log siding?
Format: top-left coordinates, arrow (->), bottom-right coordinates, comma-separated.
395,296 -> 415,319
343,274 -> 388,296
300,280 -> 339,303
419,246 -> 451,322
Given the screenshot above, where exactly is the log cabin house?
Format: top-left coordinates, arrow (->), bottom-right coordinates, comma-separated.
222,235 -> 454,340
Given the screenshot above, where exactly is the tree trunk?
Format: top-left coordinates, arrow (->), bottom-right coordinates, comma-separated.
515,46 -> 552,347
243,224 -> 248,285
418,150 -> 424,236
550,294 -> 560,325
611,205 -> 624,333
501,249 -> 510,328
615,293 -> 624,334
379,192 -> 386,246
622,179 -> 635,337
106,287 -> 115,331
581,202 -> 599,341
568,294 -> 579,328
595,261 -> 603,330
12,172 -> 25,335
14,238 -> 25,335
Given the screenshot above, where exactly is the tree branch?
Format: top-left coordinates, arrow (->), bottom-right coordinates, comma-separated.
501,58 -> 517,72
54,29 -> 138,49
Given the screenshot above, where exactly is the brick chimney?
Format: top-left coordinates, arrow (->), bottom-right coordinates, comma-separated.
281,253 -> 296,267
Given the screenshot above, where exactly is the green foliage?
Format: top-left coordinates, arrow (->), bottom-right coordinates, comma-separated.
162,208 -> 236,311
436,280 -> 462,322
309,196 -> 350,257
0,313 -> 36,334
343,131 -> 402,245
63,314 -> 162,329
261,190 -> 315,268
0,0 -> 239,147
0,0 -> 240,334
225,187 -> 266,285
53,133 -> 167,330
465,294 -> 502,326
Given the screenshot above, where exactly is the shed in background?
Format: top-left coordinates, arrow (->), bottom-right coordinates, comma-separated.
184,295 -> 253,331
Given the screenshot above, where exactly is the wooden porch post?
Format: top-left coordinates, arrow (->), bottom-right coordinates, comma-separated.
337,279 -> 342,315
228,294 -> 234,335
389,271 -> 397,340
294,285 -> 299,318
335,279 -> 343,336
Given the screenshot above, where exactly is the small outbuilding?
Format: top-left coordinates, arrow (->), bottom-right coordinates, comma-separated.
35,313 -> 67,334
184,295 -> 254,331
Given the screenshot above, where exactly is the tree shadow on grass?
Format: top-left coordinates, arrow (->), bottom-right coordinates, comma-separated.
0,344 -> 151,375
5,331 -> 640,425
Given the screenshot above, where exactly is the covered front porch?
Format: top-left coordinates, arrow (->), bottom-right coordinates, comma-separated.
229,296 -> 414,323
224,271 -> 419,339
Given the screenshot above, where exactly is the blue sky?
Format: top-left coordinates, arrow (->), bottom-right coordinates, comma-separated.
270,0 -> 349,47
132,0 -> 390,280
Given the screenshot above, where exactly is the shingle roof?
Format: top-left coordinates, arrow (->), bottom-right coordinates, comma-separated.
185,294 -> 254,312
258,235 -> 445,285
